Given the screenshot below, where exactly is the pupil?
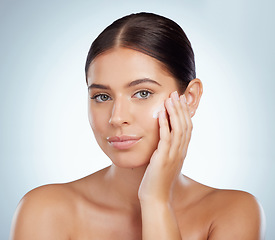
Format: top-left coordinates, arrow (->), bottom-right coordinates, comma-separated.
101,95 -> 108,101
141,91 -> 148,97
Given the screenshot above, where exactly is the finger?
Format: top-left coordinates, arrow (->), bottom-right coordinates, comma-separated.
165,92 -> 183,159
180,95 -> 193,152
171,92 -> 188,152
156,108 -> 171,157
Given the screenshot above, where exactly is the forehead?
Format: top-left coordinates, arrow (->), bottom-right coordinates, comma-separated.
87,47 -> 177,88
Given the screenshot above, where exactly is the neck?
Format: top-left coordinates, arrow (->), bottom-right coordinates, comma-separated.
105,164 -> 146,210
104,164 -> 188,212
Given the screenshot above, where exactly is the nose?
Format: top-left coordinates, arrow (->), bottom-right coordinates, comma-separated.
109,99 -> 132,127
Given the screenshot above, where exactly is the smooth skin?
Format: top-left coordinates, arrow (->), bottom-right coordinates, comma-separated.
10,47 -> 265,240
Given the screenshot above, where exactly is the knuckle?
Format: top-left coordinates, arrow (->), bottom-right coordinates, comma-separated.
162,134 -> 171,144
189,121 -> 193,131
183,123 -> 188,132
174,130 -> 183,138
175,141 -> 181,150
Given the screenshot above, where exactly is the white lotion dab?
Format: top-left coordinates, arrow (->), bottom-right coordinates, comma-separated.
152,103 -> 165,119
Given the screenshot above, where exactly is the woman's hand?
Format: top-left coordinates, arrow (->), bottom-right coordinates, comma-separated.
138,91 -> 193,203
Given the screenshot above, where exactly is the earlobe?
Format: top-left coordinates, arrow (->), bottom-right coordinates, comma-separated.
184,78 -> 203,118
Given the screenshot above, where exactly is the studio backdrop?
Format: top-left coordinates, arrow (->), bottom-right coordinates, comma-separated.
0,0 -> 274,239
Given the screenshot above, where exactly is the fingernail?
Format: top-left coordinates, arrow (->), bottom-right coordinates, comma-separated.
167,98 -> 173,106
152,111 -> 159,119
172,91 -> 179,101
180,95 -> 187,103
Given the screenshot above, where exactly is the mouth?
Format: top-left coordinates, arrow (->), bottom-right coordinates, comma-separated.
107,135 -> 142,150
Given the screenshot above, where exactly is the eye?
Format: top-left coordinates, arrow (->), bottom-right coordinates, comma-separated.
91,93 -> 111,103
134,90 -> 153,99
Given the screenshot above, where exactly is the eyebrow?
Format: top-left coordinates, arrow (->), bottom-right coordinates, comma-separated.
88,78 -> 161,90
88,83 -> 109,90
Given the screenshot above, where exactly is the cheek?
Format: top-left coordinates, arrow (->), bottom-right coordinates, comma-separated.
88,105 -> 96,130
135,102 -> 162,138
88,104 -> 108,134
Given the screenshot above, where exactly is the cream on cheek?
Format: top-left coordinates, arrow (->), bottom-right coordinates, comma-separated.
152,102 -> 165,119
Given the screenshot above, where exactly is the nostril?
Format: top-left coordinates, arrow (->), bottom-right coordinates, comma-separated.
109,113 -> 129,126
109,116 -> 128,126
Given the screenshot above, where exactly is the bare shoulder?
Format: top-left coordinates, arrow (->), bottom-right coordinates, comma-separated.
10,169 -> 108,240
206,189 -> 266,240
10,184 -> 75,240
180,177 -> 265,239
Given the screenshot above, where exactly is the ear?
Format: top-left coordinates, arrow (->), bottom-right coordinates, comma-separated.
184,78 -> 203,118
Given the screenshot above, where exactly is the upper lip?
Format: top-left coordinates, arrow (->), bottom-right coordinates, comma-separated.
107,135 -> 141,142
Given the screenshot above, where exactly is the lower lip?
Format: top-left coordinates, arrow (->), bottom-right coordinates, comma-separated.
109,139 -> 141,150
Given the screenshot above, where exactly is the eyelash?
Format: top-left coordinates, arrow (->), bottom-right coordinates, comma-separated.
90,93 -> 111,103
134,90 -> 153,99
90,90 -> 154,103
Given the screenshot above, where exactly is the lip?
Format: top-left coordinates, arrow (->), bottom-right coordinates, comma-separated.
107,135 -> 142,150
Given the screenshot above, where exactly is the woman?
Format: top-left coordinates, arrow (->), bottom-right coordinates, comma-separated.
10,12 -> 265,239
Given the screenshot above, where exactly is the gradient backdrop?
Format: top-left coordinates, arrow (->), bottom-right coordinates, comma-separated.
1,0 -> 274,239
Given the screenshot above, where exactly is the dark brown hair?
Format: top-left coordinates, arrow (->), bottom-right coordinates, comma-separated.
85,12 -> 196,93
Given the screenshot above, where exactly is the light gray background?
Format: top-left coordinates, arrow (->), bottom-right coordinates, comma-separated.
1,0 -> 274,239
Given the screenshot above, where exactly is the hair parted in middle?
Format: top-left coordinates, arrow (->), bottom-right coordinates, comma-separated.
85,12 -> 196,93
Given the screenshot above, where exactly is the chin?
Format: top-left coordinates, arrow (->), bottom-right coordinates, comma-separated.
108,153 -> 151,169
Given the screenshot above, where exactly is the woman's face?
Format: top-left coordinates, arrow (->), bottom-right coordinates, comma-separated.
87,47 -> 180,168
